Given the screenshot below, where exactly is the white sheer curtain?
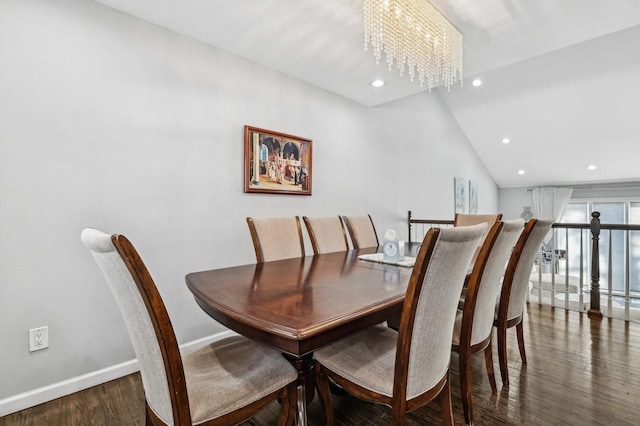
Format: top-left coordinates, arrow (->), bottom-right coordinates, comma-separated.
532,187 -> 573,220
532,186 -> 573,246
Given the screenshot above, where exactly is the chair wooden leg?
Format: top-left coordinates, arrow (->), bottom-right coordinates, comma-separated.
440,374 -> 454,426
484,344 -> 498,393
516,321 -> 527,364
277,382 -> 298,426
391,411 -> 407,426
459,352 -> 473,426
497,326 -> 509,386
314,364 -> 334,426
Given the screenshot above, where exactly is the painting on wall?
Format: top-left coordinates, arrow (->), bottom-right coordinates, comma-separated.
244,125 -> 312,196
469,180 -> 478,214
454,177 -> 467,213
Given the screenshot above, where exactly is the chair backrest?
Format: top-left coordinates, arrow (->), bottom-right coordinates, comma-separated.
463,219 -> 525,345
303,216 -> 349,254
454,213 -> 503,264
342,214 -> 379,249
246,216 -> 305,263
394,223 -> 486,401
81,228 -> 188,425
454,213 -> 503,227
499,217 -> 555,322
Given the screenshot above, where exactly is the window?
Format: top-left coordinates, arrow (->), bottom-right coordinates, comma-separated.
559,201 -> 640,298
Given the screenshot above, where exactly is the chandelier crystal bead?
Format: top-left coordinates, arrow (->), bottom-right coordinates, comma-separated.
364,0 -> 463,91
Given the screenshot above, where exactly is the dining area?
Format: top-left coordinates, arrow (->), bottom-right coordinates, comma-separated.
79,212 -> 555,426
5,1 -> 640,424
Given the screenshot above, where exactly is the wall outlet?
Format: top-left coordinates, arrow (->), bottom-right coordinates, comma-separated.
29,326 -> 49,352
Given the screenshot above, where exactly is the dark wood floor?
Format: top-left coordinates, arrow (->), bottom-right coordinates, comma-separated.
2,304 -> 639,425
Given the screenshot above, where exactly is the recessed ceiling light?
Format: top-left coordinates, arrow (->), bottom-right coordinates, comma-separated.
587,164 -> 597,170
371,80 -> 385,87
518,170 -> 525,175
502,138 -> 510,144
472,78 -> 482,87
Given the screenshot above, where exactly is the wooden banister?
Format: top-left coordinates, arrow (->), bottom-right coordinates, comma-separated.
588,211 -> 603,319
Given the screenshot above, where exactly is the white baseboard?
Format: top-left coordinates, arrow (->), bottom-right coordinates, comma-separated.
0,360 -> 140,418
0,330 -> 234,417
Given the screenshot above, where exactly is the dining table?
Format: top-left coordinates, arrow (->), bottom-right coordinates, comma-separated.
185,243 -> 422,426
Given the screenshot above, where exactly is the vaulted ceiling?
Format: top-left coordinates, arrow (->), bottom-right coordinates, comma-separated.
91,0 -> 640,188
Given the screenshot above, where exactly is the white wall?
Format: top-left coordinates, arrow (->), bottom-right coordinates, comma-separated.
498,188 -> 534,221
0,0 -> 497,408
371,92 -> 500,223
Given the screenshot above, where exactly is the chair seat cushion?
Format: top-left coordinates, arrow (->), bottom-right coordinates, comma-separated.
183,335 -> 298,423
314,325 -> 398,397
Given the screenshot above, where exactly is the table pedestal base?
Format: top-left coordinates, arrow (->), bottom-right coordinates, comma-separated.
284,354 -> 315,426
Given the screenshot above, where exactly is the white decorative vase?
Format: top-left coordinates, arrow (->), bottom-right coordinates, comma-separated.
521,206 -> 534,221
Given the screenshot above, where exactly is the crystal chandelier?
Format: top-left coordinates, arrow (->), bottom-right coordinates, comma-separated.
364,0 -> 463,90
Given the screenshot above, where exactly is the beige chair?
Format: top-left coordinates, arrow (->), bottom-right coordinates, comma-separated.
454,213 -> 503,227
452,219 -> 524,425
81,228 -> 298,426
246,216 -> 305,263
495,217 -> 554,385
314,224 -> 487,426
302,215 -> 349,254
342,214 -> 379,249
455,213 -> 503,265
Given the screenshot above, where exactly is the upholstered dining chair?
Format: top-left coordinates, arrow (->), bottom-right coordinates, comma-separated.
246,216 -> 305,263
342,214 -> 379,249
302,215 -> 349,254
454,213 -> 503,227
81,228 -> 298,426
314,224 -> 487,426
452,219 -> 524,425
495,217 -> 554,386
454,213 -> 503,266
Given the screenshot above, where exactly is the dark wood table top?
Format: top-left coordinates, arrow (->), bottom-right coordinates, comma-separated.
186,246 -> 420,357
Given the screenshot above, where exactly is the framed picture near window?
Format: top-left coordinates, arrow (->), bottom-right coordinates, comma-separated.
244,125 -> 312,196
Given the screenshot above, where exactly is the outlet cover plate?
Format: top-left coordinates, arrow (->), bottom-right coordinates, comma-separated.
29,326 -> 49,352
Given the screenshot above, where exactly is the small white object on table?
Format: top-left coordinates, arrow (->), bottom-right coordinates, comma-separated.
358,252 -> 416,268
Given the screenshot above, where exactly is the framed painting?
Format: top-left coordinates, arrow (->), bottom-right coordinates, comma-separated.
244,125 -> 312,196
454,177 -> 467,213
469,180 -> 478,214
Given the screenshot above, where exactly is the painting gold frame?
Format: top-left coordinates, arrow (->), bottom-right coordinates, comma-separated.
244,125 -> 312,196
